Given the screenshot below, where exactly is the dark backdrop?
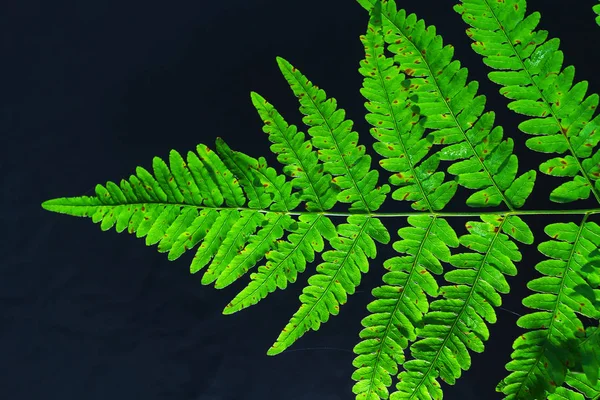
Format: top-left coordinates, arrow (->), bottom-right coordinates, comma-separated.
2,1 -> 599,399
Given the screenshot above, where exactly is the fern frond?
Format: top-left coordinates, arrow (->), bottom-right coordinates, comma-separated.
499,218 -> 600,399
250,91 -> 339,211
359,15 -> 457,212
42,141 -> 297,291
352,215 -> 459,400
455,0 -> 600,204
357,0 -> 536,210
276,56 -> 390,213
40,2 -> 600,399
268,215 -> 390,355
390,215 -> 529,399
594,2 -> 600,26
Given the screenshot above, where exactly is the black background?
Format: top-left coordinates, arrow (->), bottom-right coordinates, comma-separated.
2,1 -> 600,399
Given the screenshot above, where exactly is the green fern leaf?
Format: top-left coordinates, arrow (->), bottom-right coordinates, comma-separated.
392,214 -> 526,399
276,56 -> 390,212
268,215 -> 390,356
352,215 -> 459,400
358,0 -> 536,210
250,91 -> 338,211
550,308 -> 600,400
216,137 -> 301,212
214,212 -> 293,289
359,15 -> 457,212
500,219 -> 600,399
455,0 -> 600,204
168,209 -> 219,261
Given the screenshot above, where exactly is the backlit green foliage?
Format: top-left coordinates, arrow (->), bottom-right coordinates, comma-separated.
42,1 -> 600,399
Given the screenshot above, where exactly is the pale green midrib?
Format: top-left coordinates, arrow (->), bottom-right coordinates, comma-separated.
374,2 -> 515,211
363,216 -> 437,398
268,109 -> 327,211
42,200 -> 600,217
227,215 -> 323,311
513,213 -> 590,398
273,218 -> 370,349
283,63 -> 373,213
216,214 -> 285,286
479,0 -> 600,205
368,31 -> 435,214
407,217 -> 507,399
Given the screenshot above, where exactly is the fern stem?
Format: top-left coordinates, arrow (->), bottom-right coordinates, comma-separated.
55,201 -> 600,218
479,0 -> 600,205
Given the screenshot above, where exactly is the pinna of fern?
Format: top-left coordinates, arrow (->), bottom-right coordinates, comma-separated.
40,0 -> 600,399
455,0 -> 600,204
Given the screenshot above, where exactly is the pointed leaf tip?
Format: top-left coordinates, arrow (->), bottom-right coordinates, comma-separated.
267,345 -> 282,356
